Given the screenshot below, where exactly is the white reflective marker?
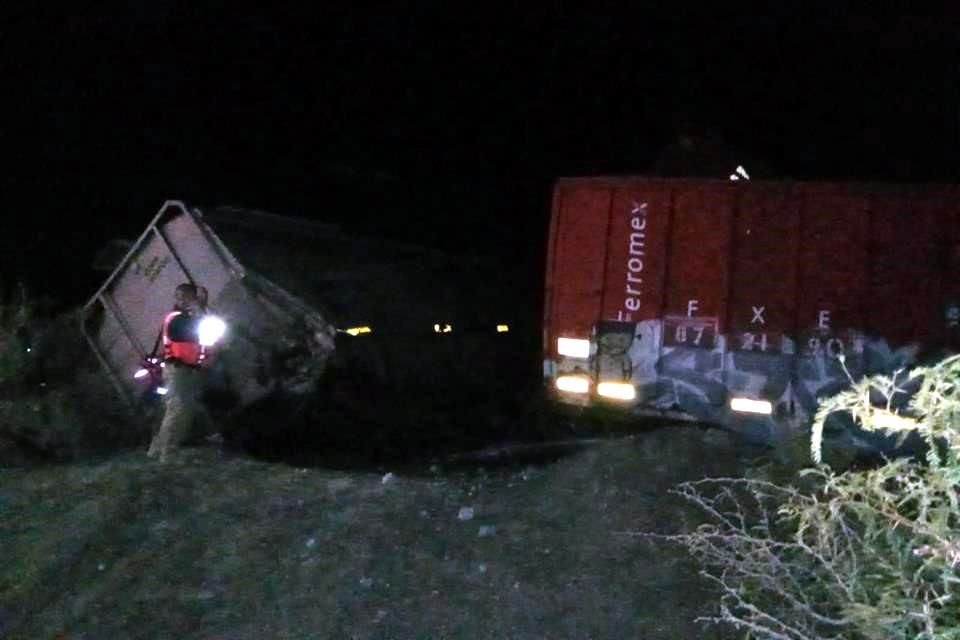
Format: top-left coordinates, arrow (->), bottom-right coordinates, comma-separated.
870,410 -> 917,431
597,382 -> 636,401
156,386 -> 169,396
198,315 -> 227,347
555,375 -> 590,394
557,337 -> 590,358
730,397 -> 772,415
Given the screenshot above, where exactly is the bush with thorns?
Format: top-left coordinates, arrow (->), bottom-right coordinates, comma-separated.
660,354 -> 960,639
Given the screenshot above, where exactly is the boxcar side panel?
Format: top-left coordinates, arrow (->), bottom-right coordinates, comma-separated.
599,186 -> 671,323
544,177 -> 959,439
547,186 -> 612,350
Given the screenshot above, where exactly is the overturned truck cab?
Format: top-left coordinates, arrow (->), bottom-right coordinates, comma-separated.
543,177 -> 960,442
82,201 -> 519,444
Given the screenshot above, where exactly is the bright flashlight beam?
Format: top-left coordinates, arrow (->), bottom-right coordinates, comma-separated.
198,315 -> 227,347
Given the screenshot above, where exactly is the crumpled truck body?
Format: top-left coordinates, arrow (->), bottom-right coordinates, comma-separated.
81,201 -> 337,414
82,201 -> 519,427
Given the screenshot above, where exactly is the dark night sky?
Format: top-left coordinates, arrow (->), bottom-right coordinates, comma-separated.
2,8 -> 958,304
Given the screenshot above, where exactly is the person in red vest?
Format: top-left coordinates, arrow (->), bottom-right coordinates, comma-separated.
147,282 -> 214,462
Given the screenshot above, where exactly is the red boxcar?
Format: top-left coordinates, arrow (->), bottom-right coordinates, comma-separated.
543,177 -> 960,439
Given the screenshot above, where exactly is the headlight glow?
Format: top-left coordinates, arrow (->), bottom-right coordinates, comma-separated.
156,386 -> 169,396
557,337 -> 590,358
198,315 -> 227,347
555,375 -> 590,394
730,397 -> 772,415
496,324 -> 509,333
597,382 -> 636,401
345,326 -> 372,336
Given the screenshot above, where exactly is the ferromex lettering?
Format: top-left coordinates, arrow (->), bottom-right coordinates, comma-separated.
624,202 -> 648,313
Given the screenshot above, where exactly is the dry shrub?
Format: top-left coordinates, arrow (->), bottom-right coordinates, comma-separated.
659,355 -> 960,639
0,286 -> 141,461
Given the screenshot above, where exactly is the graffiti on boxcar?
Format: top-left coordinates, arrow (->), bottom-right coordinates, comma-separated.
602,319 -> 921,439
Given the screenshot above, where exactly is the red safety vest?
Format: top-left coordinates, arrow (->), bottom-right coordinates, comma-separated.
162,311 -> 204,366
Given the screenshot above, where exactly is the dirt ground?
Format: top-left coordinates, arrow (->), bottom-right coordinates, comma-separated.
0,426 -> 757,639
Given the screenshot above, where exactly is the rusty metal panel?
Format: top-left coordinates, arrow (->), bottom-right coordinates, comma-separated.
790,185 -> 870,408
599,184 -> 671,322
726,185 -> 800,353
866,187 -> 942,346
795,185 -> 869,337
542,183 -> 563,359
923,186 -> 960,347
662,183 -> 735,348
548,185 -> 612,346
942,187 -> 960,348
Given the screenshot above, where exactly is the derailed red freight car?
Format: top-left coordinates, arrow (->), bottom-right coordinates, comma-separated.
543,177 -> 960,441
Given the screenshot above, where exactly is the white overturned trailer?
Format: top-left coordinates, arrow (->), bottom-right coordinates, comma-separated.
81,201 -> 517,426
